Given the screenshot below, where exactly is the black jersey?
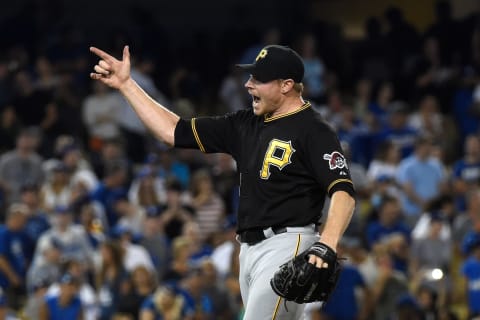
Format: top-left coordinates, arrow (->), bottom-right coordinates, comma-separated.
175,102 -> 354,232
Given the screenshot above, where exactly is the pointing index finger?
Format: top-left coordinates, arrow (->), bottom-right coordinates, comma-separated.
90,47 -> 117,64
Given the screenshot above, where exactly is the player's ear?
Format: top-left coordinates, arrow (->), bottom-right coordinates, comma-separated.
280,79 -> 295,94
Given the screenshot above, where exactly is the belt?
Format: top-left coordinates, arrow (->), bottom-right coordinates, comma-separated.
238,226 -> 288,245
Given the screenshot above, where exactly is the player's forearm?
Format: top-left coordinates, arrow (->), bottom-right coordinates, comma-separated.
119,78 -> 180,146
319,191 -> 355,250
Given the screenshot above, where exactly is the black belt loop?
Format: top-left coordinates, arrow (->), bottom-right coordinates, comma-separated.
238,226 -> 288,245
272,226 -> 287,234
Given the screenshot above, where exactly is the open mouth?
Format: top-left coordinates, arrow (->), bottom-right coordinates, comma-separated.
252,95 -> 260,103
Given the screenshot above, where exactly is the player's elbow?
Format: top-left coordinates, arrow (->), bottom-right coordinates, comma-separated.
151,119 -> 178,147
331,190 -> 356,212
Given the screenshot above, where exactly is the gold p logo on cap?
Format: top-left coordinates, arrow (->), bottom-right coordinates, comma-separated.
255,49 -> 268,62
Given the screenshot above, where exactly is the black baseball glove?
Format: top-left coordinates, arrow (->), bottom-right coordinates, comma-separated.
270,242 -> 341,304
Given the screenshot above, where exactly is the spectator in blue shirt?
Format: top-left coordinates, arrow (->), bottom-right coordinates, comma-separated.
140,285 -> 193,320
451,134 -> 480,212
177,268 -> 213,319
374,101 -> 418,159
0,203 -> 33,310
368,81 -> 394,128
461,232 -> 480,318
317,241 -> 371,320
19,183 -> 50,245
156,148 -> 190,190
39,273 -> 83,320
366,195 -> 410,249
396,135 -> 446,224
96,240 -> 130,320
89,161 -> 129,227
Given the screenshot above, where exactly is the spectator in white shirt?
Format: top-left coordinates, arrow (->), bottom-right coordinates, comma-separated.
82,82 -> 123,150
113,225 -> 154,273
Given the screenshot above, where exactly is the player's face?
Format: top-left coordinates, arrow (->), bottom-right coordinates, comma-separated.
245,76 -> 282,116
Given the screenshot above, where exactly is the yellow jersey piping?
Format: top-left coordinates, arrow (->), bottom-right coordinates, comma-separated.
271,234 -> 302,320
327,178 -> 353,194
191,118 -> 206,153
264,101 -> 311,122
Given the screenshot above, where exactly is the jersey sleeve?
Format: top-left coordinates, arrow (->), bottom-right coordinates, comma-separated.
304,120 -> 355,198
174,114 -> 238,155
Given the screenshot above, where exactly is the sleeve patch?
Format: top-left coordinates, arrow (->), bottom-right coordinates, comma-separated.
323,151 -> 348,170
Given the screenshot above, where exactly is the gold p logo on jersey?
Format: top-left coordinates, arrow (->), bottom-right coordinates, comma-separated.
260,139 -> 295,179
255,49 -> 268,62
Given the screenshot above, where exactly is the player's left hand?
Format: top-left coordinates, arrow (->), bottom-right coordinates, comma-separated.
90,45 -> 131,90
270,241 -> 342,303
308,241 -> 336,268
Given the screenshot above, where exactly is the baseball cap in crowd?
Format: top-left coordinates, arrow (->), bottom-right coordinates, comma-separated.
429,210 -> 445,222
53,205 -> 71,214
136,166 -> 154,179
111,224 -> 133,237
52,162 -> 70,173
57,143 -> 80,158
7,203 -> 30,218
32,276 -> 51,292
145,205 -> 163,218
375,174 -> 393,183
236,45 -> 304,83
59,272 -> 81,285
20,182 -> 39,193
111,223 -> 143,243
387,101 -> 409,117
395,293 -> 421,311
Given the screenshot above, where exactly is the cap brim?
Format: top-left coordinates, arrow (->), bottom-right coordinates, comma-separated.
235,63 -> 256,72
236,63 -> 273,82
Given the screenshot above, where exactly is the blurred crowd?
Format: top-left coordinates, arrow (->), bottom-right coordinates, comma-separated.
1,0 -> 480,319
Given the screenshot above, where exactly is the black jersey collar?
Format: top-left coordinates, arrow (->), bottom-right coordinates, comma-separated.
264,101 -> 311,122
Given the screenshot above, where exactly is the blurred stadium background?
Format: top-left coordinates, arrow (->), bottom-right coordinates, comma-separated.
0,0 -> 480,319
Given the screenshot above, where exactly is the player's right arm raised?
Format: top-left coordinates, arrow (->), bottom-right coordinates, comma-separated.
90,45 -> 180,146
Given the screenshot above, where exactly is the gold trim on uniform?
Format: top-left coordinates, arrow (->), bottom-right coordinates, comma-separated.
191,118 -> 206,153
264,101 -> 311,122
327,178 -> 353,194
271,234 -> 302,320
293,234 -> 301,256
271,297 -> 282,320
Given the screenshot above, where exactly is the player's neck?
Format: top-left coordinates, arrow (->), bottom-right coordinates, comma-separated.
269,97 -> 306,118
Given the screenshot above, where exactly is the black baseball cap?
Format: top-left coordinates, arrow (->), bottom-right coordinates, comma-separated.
236,45 -> 304,83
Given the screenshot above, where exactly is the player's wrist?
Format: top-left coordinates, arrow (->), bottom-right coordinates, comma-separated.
318,237 -> 338,252
118,77 -> 135,93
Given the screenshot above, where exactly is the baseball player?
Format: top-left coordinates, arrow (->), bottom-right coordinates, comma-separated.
90,44 -> 355,320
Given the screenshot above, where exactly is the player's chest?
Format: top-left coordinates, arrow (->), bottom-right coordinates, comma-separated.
239,124 -> 304,179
